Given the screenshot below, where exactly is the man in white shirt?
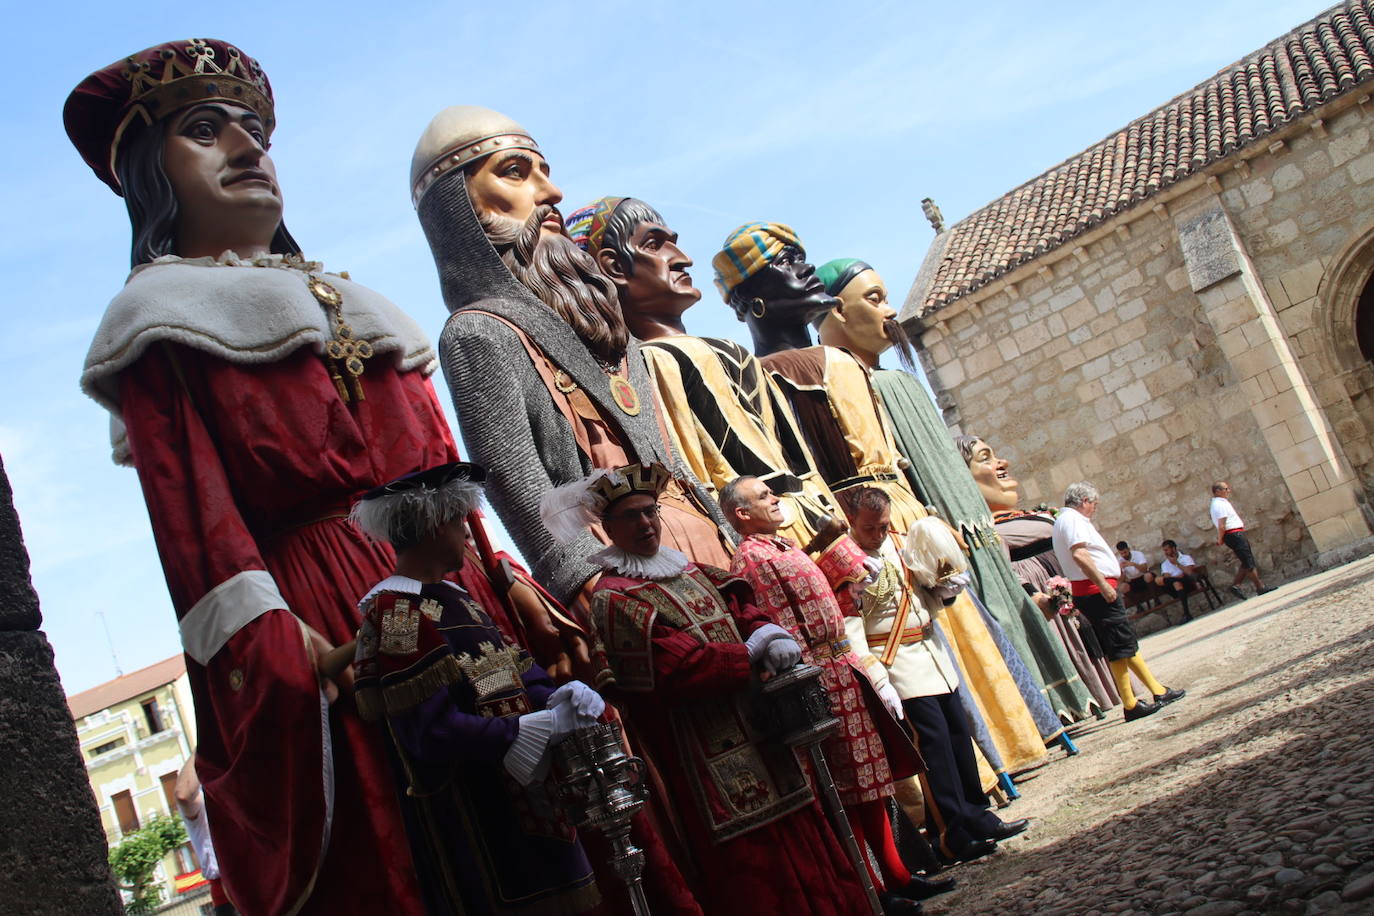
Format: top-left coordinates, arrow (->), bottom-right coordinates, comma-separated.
1115,541 -> 1154,595
1210,481 -> 1274,600
1159,540 -> 1198,624
1052,482 -> 1184,722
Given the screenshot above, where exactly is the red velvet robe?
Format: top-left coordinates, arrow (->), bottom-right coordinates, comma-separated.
590,564 -> 869,916
120,343 -> 456,915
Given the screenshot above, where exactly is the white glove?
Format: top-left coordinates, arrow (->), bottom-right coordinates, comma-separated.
547,680 -> 605,723
877,682 -> 905,720
746,623 -> 802,675
861,555 -> 884,585
932,572 -> 972,602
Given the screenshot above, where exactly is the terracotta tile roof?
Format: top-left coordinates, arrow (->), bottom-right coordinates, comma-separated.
67,654 -> 185,720
916,0 -> 1374,315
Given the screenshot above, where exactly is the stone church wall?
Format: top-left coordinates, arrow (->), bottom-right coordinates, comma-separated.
914,96 -> 1374,579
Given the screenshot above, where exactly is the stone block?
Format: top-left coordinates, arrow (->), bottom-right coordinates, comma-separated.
0,630 -> 123,914
1329,125 -> 1370,166
1264,219 -> 1299,248
1307,515 -> 1354,551
996,336 -> 1020,362
1131,424 -> 1169,454
1131,351 -> 1172,379
1271,162 -> 1304,192
1177,206 -> 1246,293
1146,362 -> 1196,397
939,358 -> 965,388
1067,325 -> 1092,346
1102,365 -> 1134,391
1076,379 -> 1105,403
1287,469 -> 1319,502
1262,277 -> 1290,309
1216,324 -> 1248,356
1110,267 -> 1144,296
1014,319 -> 1052,354
1046,313 -> 1067,337
1264,418 -> 1297,452
1111,340 -> 1146,368
1349,149 -> 1374,184
1241,177 -> 1274,208
0,459 -> 41,632
1093,286 -> 1118,313
1241,317 -> 1276,349
1114,317 -> 1148,347
1063,298 -> 1097,329
964,347 -> 1001,380
1116,380 -> 1151,410
1165,267 -> 1189,291
1230,345 -> 1283,381
1297,486 -> 1361,525
1143,398 -> 1174,421
1279,259 -> 1324,305
1080,334 -> 1115,361
1117,296 -> 1147,321
1268,366 -> 1297,395
1113,407 -> 1146,434
1047,285 -> 1085,312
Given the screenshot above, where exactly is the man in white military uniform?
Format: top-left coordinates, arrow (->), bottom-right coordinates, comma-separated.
842,486 -> 1028,863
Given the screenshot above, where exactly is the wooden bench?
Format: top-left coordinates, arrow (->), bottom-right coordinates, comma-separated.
1124,565 -> 1225,625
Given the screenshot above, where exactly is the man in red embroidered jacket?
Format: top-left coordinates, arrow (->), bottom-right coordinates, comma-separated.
542,462 -> 871,916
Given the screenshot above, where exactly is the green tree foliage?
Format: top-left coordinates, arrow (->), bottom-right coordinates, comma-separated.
108,813 -> 189,915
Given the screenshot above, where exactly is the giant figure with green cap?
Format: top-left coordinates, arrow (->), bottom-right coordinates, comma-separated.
815,259 -> 1102,725
711,224 -> 1055,782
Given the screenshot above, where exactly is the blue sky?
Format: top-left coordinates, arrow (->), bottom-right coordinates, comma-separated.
1,0 -> 1325,693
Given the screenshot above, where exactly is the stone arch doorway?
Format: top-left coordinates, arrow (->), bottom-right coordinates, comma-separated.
1359,271 -> 1374,364
1315,223 -> 1374,505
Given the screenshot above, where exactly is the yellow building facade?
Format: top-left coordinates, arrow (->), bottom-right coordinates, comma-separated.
68,655 -> 204,908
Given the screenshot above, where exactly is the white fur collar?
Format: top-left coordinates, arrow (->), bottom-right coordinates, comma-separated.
588,545 -> 690,579
82,252 -> 437,465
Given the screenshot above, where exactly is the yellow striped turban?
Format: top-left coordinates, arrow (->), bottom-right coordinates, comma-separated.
711,221 -> 803,301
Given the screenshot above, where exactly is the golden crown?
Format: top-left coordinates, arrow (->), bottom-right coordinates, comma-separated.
588,462 -> 672,514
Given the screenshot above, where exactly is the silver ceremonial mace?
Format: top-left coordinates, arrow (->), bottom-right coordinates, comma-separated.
552,720 -> 653,916
756,664 -> 885,916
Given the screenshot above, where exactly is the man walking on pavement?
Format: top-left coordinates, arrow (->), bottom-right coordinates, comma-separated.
1210,481 -> 1275,601
1052,483 -> 1185,723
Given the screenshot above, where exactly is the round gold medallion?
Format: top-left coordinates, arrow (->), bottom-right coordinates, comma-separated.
609,374 -> 641,416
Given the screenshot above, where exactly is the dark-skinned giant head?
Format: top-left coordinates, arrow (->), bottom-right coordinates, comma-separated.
711,223 -> 838,355
411,106 -> 628,364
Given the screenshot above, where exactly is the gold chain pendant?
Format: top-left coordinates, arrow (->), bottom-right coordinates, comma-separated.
308,275 -> 371,402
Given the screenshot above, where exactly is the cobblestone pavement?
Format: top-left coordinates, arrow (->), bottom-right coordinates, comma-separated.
926,556 -> 1374,916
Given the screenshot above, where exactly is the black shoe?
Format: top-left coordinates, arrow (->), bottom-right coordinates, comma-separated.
1258,585 -> 1276,595
1229,585 -> 1246,601
879,892 -> 923,914
1123,700 -> 1160,722
986,817 -> 1029,841
1153,687 -> 1186,705
939,837 -> 997,865
893,874 -> 957,900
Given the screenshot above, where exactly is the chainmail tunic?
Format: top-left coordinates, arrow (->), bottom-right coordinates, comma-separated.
418,169 -> 733,604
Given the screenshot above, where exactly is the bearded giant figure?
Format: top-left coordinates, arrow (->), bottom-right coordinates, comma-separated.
815,260 -> 1099,723
411,109 -> 733,611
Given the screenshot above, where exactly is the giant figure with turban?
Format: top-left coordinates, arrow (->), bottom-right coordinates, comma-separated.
711,223 -> 1054,780
68,39 -> 455,914
815,259 -> 1099,723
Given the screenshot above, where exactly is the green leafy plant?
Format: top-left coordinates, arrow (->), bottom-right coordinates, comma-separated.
108,814 -> 188,915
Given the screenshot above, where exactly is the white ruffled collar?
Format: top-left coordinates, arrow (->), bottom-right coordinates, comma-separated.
588,545 -> 690,579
